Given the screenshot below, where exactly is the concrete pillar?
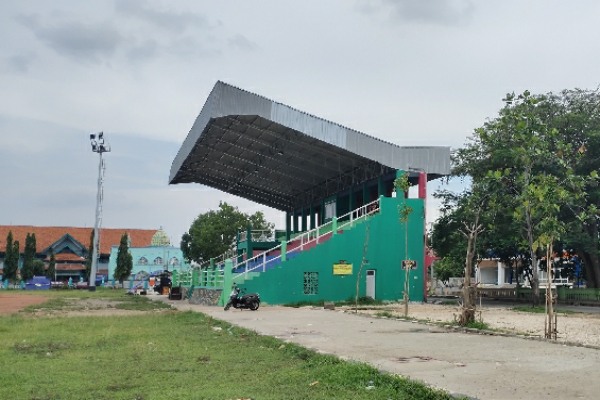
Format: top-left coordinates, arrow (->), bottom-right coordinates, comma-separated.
218,259 -> 234,306
281,240 -> 287,262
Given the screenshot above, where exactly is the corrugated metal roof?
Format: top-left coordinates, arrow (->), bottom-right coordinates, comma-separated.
170,81 -> 451,211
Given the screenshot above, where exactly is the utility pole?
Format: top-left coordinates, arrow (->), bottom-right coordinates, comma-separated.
89,132 -> 110,291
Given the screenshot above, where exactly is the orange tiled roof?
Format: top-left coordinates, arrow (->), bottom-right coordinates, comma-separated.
51,253 -> 86,262
58,264 -> 86,271
0,225 -> 158,256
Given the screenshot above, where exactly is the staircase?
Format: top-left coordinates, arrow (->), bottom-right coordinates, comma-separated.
231,198 -> 381,284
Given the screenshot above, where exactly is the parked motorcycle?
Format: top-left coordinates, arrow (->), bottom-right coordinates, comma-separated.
224,286 -> 260,311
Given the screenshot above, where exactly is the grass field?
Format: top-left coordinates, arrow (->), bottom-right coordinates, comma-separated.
0,290 -> 458,400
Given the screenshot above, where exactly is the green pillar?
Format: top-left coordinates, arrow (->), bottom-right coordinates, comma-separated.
378,176 -> 385,197
192,268 -> 199,286
281,240 -> 287,262
332,216 -> 338,235
218,259 -> 234,306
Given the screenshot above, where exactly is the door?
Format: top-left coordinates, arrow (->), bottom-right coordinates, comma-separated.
366,269 -> 376,299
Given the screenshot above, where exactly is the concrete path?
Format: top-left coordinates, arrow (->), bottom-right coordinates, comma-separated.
165,301 -> 599,400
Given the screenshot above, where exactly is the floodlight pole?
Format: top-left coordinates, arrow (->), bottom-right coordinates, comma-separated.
89,132 -> 110,291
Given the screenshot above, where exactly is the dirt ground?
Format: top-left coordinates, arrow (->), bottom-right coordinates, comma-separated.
344,302 -> 600,348
0,293 -> 48,314
3,292 -> 600,348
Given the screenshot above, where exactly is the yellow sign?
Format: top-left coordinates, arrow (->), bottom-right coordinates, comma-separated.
333,262 -> 353,275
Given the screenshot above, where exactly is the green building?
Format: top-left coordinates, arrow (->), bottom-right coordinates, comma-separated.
169,81 -> 450,305
107,229 -> 189,284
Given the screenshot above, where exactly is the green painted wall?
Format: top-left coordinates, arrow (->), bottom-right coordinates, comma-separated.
234,195 -> 425,304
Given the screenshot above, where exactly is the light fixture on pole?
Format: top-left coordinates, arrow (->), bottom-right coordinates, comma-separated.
89,132 -> 110,291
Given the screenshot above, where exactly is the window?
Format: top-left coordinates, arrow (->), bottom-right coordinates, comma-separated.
154,257 -> 163,265
170,257 -> 179,266
138,257 -> 148,265
303,272 -> 319,295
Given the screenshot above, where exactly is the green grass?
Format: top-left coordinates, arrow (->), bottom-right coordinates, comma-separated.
0,292 -> 458,400
375,310 -> 395,318
463,320 -> 490,330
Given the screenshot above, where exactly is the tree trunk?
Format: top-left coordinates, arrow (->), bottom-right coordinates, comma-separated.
525,210 -> 540,306
582,252 -> 599,288
582,222 -> 600,288
545,244 -> 557,340
460,219 -> 481,326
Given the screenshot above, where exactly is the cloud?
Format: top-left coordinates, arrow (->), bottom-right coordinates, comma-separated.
227,34 -> 259,51
114,0 -> 209,33
126,38 -> 159,62
17,14 -> 123,62
4,53 -> 37,73
363,0 -> 475,26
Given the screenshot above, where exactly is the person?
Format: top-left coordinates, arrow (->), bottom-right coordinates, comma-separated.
229,283 -> 239,298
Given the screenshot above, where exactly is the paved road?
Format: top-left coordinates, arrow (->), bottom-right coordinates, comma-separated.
165,301 -> 599,400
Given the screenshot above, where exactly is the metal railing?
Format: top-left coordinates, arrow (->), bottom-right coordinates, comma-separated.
239,229 -> 275,242
232,198 -> 381,281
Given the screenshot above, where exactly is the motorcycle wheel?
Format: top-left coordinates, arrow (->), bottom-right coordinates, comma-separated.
249,300 -> 260,311
224,302 -> 231,311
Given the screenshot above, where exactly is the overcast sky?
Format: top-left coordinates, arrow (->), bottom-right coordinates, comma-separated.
1,0 -> 599,244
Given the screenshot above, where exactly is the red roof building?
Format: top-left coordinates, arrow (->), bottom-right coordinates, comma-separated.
0,225 -> 158,281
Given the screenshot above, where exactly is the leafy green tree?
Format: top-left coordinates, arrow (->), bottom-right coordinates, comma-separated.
3,231 -> 20,282
21,233 -> 37,281
394,173 -> 413,317
114,233 -> 133,284
46,250 -> 56,280
432,180 -> 493,325
181,202 -> 274,264
33,260 -> 45,277
454,91 -> 592,305
541,89 -> 600,287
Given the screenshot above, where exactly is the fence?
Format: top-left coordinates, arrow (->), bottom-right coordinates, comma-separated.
478,287 -> 600,305
172,268 -> 224,289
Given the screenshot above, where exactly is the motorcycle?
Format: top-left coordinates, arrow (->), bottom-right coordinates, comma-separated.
224,286 -> 260,311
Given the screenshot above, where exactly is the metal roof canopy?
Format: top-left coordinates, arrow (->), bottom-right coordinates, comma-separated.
170,81 -> 451,211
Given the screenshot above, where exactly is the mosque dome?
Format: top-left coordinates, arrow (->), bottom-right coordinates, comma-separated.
151,228 -> 171,246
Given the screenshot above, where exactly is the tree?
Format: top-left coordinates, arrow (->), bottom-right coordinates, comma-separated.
46,250 -> 56,281
542,89 -> 600,287
33,260 -> 45,277
432,182 -> 491,325
454,91 -> 592,305
394,173 -> 413,317
181,202 -> 274,264
3,231 -> 20,282
114,233 -> 133,284
21,233 -> 37,281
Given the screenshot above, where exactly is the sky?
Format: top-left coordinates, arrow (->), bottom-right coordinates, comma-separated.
1,0 -> 599,245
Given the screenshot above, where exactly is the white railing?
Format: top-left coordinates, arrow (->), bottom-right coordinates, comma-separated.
239,229 -> 275,242
232,198 -> 381,281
